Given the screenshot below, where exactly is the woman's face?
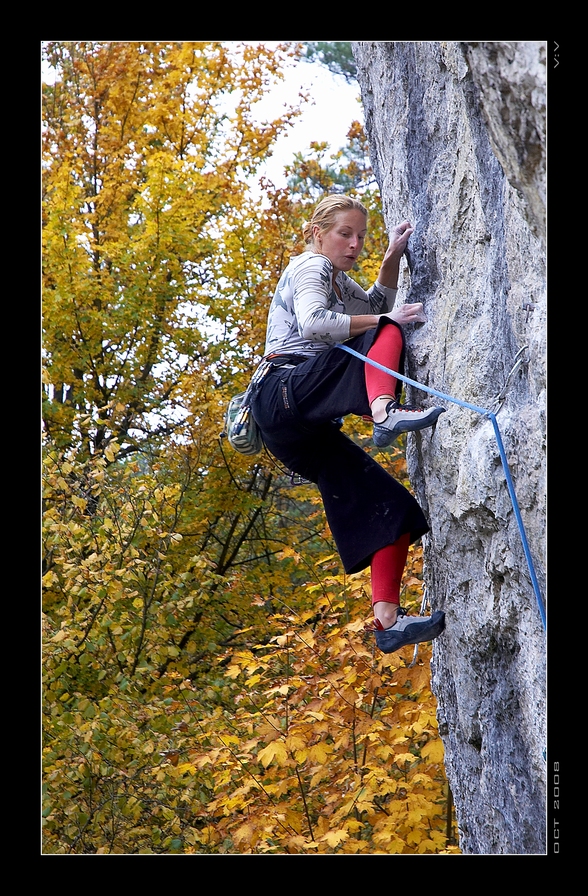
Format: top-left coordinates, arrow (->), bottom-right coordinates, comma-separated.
313,210 -> 367,274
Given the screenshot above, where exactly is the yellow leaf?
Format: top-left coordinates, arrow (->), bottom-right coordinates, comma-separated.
278,547 -> 301,563
294,748 -> 310,764
417,837 -> 439,853
421,739 -> 444,763
320,828 -> 349,848
286,835 -> 310,851
233,821 -> 258,847
308,742 -> 331,764
394,752 -> 416,766
373,831 -> 405,852
285,734 -> 306,752
410,773 -> 433,788
408,809 -> 425,824
345,618 -> 366,632
257,740 -> 289,768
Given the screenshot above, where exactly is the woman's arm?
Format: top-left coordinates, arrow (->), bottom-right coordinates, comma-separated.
347,300 -> 427,336
375,221 -> 414,289
294,222 -> 424,343
294,255 -> 354,343
348,314 -> 381,336
347,221 -> 425,334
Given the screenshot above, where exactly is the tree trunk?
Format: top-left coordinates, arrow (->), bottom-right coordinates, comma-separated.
352,40 -> 546,855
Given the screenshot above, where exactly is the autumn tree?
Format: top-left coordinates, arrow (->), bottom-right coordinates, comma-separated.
42,38 -> 318,684
42,41 -> 457,854
42,40 -> 302,459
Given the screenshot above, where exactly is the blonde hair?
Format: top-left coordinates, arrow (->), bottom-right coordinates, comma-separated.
302,194 -> 368,248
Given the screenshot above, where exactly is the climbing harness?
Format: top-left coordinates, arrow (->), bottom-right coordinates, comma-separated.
337,342 -> 546,632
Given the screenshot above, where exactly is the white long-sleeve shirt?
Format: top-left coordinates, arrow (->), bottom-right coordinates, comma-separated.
264,252 -> 397,358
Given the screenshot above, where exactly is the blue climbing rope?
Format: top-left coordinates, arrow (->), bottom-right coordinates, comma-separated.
337,343 -> 546,631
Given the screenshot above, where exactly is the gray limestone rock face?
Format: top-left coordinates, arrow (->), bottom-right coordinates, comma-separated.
352,40 -> 547,855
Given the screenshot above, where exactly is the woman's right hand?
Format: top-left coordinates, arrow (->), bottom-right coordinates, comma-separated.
385,221 -> 414,259
377,221 -> 414,290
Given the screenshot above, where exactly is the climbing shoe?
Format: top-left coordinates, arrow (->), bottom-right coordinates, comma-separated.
374,607 -> 446,654
373,400 -> 445,447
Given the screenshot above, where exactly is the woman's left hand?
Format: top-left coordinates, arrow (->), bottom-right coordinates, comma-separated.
383,302 -> 427,325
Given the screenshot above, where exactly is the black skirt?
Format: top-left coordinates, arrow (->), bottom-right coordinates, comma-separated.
250,320 -> 429,574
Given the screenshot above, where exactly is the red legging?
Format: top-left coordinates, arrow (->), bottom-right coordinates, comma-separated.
371,533 -> 410,607
366,325 -> 409,607
365,322 -> 403,406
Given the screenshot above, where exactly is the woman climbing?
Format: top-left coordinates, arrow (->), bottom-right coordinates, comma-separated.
250,194 -> 446,653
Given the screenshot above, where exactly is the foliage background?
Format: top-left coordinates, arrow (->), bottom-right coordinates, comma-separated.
42,40 -> 459,854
